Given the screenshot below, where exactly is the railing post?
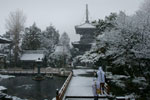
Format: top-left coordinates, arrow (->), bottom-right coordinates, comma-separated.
56,89 -> 59,100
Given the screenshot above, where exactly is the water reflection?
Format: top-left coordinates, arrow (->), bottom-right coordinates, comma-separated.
0,76 -> 66,100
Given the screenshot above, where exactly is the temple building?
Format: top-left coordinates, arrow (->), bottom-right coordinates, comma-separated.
72,4 -> 96,55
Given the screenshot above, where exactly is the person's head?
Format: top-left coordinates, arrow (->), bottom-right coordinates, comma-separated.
99,67 -> 102,71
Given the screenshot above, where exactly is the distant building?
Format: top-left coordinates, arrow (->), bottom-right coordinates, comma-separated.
0,53 -> 7,68
0,36 -> 11,68
20,50 -> 46,68
0,37 -> 11,44
72,4 -> 96,55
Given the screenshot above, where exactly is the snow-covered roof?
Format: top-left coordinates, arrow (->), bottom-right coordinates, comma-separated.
20,54 -> 44,61
72,41 -> 80,44
75,22 -> 96,29
20,50 -> 45,61
0,37 -> 11,43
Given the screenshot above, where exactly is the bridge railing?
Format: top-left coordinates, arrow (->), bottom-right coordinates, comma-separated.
104,83 -> 110,95
56,71 -> 73,100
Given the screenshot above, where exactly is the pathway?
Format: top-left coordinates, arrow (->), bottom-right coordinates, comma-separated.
63,69 -> 108,100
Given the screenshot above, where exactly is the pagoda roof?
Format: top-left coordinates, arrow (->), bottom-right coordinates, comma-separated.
75,22 -> 96,29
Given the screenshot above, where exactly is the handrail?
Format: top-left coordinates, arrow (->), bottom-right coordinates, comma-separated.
56,71 -> 73,100
104,83 -> 109,95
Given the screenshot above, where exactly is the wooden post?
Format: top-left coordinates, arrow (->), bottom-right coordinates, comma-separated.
56,89 -> 59,100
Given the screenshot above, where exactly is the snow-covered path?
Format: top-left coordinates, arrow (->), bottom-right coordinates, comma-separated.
63,69 -> 108,100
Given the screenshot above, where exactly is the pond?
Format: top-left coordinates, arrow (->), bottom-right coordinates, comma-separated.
0,75 -> 66,100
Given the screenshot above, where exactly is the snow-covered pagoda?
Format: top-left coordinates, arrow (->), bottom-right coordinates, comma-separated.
72,4 -> 96,55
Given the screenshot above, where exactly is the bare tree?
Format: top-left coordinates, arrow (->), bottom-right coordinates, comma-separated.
6,10 -> 26,67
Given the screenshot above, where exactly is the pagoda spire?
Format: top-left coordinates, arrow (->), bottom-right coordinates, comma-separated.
85,4 -> 89,23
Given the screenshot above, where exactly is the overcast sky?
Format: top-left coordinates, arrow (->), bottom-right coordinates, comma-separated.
0,0 -> 144,42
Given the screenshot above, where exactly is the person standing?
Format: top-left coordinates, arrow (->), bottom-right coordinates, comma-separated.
92,78 -> 98,100
97,67 -> 105,94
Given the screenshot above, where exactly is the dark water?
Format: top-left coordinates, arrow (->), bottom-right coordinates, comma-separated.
0,76 -> 66,100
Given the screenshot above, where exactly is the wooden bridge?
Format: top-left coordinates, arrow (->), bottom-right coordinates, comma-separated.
55,69 -> 111,100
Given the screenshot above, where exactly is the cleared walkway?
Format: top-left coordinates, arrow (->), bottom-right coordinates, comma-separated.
63,69 -> 108,100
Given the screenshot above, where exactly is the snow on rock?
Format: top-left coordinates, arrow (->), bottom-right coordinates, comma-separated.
0,86 -> 7,91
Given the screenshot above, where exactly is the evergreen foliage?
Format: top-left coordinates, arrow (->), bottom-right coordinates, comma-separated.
22,23 -> 41,50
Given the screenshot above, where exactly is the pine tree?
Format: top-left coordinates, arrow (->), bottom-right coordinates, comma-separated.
22,23 -> 41,50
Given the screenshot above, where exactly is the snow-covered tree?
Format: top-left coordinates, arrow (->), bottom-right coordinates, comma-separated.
5,10 -> 26,67
75,1 -> 150,98
49,32 -> 71,67
59,32 -> 70,48
21,23 -> 41,50
40,25 -> 59,54
92,13 -> 117,35
79,7 -> 150,76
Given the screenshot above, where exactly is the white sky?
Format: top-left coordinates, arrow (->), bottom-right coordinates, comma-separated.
0,0 -> 144,42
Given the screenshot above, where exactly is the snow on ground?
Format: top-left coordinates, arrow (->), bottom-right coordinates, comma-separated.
73,69 -> 95,76
65,76 -> 94,96
0,74 -> 15,80
64,69 -> 95,97
63,69 -> 109,100
73,69 -> 88,76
